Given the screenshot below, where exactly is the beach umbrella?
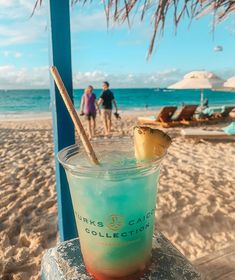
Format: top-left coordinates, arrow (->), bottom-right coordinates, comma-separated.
168,71 -> 224,106
223,76 -> 235,90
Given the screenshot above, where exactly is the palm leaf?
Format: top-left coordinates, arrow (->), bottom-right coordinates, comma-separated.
33,0 -> 235,56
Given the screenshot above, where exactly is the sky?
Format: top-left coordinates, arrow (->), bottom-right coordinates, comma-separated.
0,0 -> 235,89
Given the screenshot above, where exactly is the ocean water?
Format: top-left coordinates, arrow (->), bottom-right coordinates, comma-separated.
0,88 -> 235,117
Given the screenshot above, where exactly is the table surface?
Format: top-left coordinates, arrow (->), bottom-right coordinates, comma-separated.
41,232 -> 201,280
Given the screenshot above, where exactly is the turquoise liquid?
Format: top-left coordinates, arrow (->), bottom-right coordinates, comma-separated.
63,143 -> 162,279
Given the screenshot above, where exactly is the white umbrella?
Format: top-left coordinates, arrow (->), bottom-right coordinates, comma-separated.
168,71 -> 224,106
223,76 -> 235,90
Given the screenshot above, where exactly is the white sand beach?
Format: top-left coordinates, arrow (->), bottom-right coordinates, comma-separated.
0,112 -> 235,280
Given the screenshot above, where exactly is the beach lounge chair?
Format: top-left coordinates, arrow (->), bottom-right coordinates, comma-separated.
156,106 -> 178,122
221,106 -> 235,118
181,122 -> 235,141
172,105 -> 198,124
157,104 -> 198,127
196,106 -> 235,125
138,106 -> 177,127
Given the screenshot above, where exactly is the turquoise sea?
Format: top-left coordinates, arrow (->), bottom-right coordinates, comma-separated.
0,88 -> 235,117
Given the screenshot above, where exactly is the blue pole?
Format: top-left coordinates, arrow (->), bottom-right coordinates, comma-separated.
47,0 -> 78,241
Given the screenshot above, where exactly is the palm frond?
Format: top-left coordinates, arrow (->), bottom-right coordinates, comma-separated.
34,0 -> 235,56
31,0 -> 43,17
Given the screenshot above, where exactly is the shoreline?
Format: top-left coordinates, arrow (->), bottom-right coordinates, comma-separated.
0,109 -> 158,122
1,102 -> 235,121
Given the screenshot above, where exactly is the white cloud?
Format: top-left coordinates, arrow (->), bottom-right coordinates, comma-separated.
0,65 -> 49,89
0,20 -> 47,47
15,52 -> 22,58
71,11 -> 108,33
0,3 -> 115,48
69,68 -> 184,88
1,50 -> 22,58
70,2 -> 127,33
0,0 -> 46,47
0,0 -> 45,20
0,1 -> 139,50
2,50 -> 10,57
0,0 -> 14,7
1,65 -> 234,90
74,71 -> 108,88
0,65 -> 180,89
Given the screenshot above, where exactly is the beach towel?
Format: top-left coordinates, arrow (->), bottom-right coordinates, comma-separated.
223,122 -> 235,135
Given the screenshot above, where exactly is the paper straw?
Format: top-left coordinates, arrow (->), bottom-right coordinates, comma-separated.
50,66 -> 99,165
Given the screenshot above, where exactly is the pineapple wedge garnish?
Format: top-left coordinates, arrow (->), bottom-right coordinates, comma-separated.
134,126 -> 171,160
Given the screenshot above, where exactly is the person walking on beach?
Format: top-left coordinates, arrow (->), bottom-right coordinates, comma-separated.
80,85 -> 98,139
97,81 -> 118,135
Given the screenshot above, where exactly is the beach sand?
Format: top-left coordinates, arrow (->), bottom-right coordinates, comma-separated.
0,112 -> 235,279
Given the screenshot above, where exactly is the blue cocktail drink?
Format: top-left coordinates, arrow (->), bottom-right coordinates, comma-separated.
58,135 -> 168,280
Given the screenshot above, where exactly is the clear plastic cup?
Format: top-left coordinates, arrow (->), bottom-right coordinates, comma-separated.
58,139 -> 164,280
